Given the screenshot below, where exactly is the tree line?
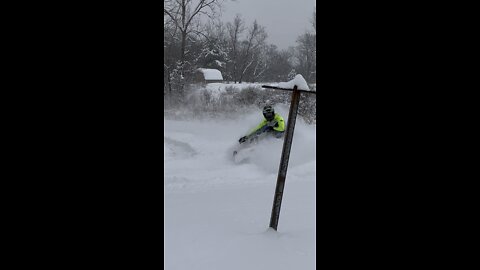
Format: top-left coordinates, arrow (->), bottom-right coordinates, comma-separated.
164,0 -> 316,95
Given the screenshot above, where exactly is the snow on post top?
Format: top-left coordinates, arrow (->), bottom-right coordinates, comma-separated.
278,74 -> 310,91
197,68 -> 223,80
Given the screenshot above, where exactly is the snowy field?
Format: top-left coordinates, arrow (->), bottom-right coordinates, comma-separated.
164,107 -> 316,270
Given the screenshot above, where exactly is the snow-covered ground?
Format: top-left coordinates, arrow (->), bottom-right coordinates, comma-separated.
164,108 -> 316,270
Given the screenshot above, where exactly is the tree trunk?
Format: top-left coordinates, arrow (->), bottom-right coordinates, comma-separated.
167,69 -> 172,93
181,31 -> 187,64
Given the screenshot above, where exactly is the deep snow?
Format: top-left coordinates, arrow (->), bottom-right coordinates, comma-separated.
164,108 -> 316,270
277,74 -> 310,91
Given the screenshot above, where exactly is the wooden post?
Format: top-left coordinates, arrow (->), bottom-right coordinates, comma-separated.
269,85 -> 301,230
261,84 -> 316,231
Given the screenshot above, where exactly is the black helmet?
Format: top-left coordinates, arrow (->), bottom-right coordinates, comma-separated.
263,105 -> 275,121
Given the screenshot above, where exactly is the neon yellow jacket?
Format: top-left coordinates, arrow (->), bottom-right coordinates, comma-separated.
247,113 -> 285,136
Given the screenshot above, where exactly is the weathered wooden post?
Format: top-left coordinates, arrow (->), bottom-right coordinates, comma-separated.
261,83 -> 316,231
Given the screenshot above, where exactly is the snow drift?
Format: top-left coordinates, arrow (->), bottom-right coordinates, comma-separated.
164,108 -> 316,270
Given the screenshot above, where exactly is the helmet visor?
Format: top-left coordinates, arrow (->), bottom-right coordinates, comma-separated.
263,111 -> 274,120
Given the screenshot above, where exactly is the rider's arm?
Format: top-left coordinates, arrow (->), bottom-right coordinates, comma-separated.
273,115 -> 285,132
247,119 -> 267,137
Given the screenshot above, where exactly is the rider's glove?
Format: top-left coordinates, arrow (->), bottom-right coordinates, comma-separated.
239,136 -> 248,144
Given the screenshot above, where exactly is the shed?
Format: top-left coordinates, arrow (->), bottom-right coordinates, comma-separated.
194,68 -> 223,84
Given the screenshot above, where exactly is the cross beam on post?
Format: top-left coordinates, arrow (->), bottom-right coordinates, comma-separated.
261,84 -> 316,231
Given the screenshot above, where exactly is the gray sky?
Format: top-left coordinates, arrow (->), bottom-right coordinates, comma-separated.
219,0 -> 316,50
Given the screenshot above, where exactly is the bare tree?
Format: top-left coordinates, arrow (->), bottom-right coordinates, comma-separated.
164,15 -> 182,93
250,44 -> 268,82
263,46 -> 294,82
197,20 -> 229,70
311,8 -> 316,33
226,14 -> 245,83
295,32 -> 316,83
293,9 -> 316,84
164,0 -> 223,76
238,20 -> 267,83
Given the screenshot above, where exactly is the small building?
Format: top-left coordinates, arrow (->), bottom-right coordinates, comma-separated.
194,68 -> 223,84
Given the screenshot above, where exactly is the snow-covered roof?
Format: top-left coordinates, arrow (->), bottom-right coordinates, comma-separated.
197,68 -> 223,81
278,74 -> 310,91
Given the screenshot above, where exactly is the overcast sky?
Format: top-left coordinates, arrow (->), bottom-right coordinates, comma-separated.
219,0 -> 316,50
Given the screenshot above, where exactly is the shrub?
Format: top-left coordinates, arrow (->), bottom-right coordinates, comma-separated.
164,84 -> 316,124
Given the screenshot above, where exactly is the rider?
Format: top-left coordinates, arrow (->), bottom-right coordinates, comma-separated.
239,105 -> 285,144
